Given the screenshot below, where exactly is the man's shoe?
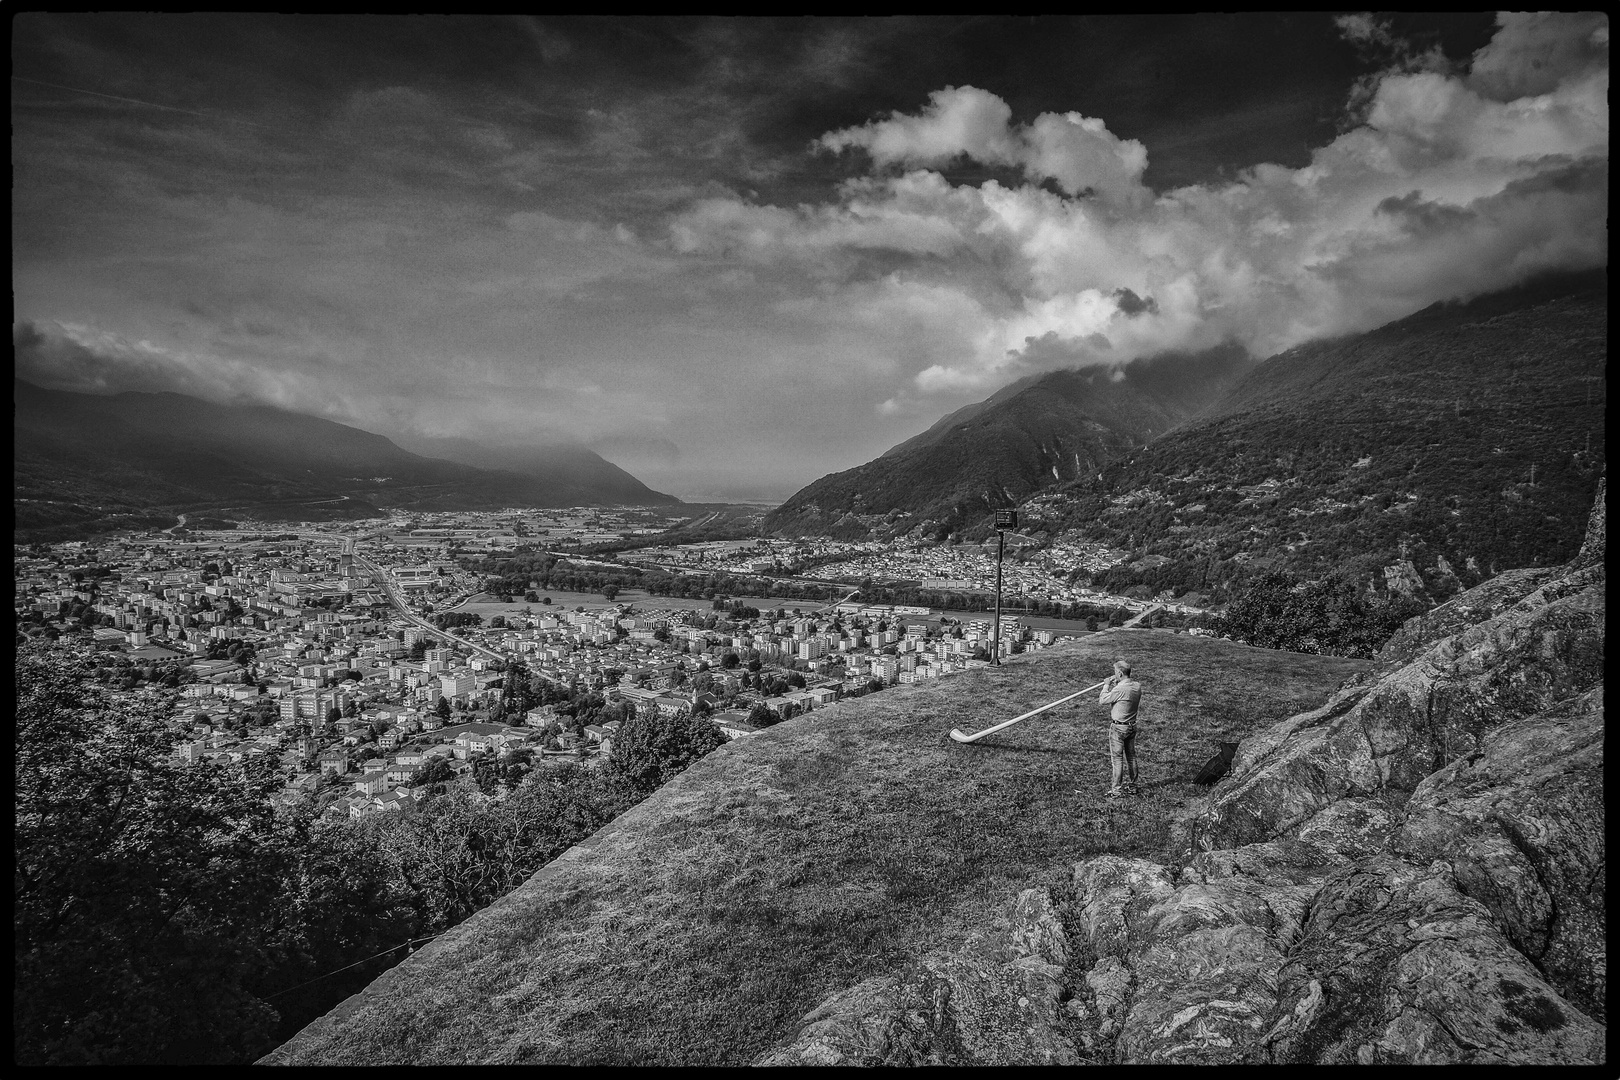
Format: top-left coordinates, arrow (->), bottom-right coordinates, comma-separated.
1106,788 -> 1127,799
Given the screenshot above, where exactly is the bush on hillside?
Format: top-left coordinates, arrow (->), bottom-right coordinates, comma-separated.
604,706 -> 729,795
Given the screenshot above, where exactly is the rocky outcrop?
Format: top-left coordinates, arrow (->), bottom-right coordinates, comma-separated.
1052,846 -> 1604,1064
1396,687 -> 1605,1023
756,888 -> 1079,1066
1195,532 -> 1603,850
760,483 -> 1605,1065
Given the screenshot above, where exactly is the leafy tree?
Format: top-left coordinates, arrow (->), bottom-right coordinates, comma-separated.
524,592 -> 539,603
471,756 -> 500,796
15,646 -> 288,1064
419,757 -> 454,786
435,696 -> 452,721
326,706 -> 343,727
603,708 -> 727,795
364,765 -> 633,933
746,702 -> 778,728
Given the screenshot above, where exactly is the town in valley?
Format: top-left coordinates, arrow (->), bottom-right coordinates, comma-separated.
15,507 -> 1202,821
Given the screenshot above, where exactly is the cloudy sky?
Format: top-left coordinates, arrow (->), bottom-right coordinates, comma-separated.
12,14 -> 1609,502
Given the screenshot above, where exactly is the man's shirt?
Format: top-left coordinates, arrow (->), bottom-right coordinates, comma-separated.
1099,678 -> 1141,726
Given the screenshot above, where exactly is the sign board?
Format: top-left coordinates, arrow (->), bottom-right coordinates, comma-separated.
993,510 -> 1018,530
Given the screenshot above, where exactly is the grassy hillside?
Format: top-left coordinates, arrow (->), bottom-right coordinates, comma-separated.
264,629 -> 1367,1066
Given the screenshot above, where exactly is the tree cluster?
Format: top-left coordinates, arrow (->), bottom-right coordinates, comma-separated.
1213,571 -> 1425,659
14,646 -> 735,1065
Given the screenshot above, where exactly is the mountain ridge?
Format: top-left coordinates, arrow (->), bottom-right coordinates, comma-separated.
763,269 -> 1606,604
385,432 -> 681,507
762,343 -> 1254,540
1055,269 -> 1606,602
13,380 -> 678,539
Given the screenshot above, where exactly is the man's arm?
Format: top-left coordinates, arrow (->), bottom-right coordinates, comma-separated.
1099,676 -> 1125,704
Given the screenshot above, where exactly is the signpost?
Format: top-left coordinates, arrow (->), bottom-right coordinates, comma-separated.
991,510 -> 1017,665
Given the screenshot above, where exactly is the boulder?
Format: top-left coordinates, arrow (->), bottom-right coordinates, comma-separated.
1396,687 -> 1605,1022
1195,552 -> 1604,851
1378,567 -> 1558,664
1062,829 -> 1603,1064
1266,857 -> 1604,1064
1381,559 -> 1428,601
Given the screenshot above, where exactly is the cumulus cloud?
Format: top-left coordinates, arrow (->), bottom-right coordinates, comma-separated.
819,85 -> 1150,207
672,14 -> 1609,403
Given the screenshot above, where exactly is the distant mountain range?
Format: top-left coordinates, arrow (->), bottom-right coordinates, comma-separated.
13,382 -> 678,540
764,269 -> 1607,602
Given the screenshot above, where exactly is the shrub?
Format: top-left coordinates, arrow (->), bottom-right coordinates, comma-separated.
604,708 -> 729,795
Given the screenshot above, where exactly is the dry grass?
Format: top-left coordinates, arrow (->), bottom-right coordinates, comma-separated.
267,629 -> 1367,1066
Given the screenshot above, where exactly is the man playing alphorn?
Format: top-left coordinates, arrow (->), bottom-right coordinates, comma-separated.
1098,659 -> 1142,798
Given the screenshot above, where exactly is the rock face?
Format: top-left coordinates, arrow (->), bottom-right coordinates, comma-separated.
1396,687 -> 1605,1024
756,889 -> 1079,1066
759,481 -> 1605,1065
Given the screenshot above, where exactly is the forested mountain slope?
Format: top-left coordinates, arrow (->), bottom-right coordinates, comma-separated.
1058,270 -> 1606,604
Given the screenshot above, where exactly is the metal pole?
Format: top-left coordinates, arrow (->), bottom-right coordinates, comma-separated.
992,528 -> 1004,665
